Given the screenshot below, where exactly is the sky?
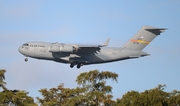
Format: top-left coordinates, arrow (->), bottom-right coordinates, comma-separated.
0,0 -> 180,101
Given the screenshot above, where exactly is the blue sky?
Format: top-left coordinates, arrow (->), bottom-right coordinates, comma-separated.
0,0 -> 180,100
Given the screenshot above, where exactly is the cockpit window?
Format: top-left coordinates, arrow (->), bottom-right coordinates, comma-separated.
23,43 -> 29,46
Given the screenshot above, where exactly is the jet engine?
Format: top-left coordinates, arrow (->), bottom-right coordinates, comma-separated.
49,45 -> 74,52
60,45 -> 74,52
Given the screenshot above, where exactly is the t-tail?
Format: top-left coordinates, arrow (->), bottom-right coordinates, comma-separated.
122,26 -> 167,50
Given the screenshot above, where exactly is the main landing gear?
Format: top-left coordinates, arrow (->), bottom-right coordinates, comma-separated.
70,63 -> 74,68
70,63 -> 82,69
77,64 -> 81,69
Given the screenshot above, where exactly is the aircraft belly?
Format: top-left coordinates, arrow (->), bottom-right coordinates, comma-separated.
85,54 -> 104,63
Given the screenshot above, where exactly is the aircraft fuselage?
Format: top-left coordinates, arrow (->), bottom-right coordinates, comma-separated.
18,26 -> 166,68
18,41 -> 149,68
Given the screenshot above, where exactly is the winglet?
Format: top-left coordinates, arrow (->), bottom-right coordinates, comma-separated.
104,38 -> 110,46
98,38 -> 110,47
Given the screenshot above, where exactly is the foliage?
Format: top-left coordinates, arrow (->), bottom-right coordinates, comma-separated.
0,69 -> 7,91
37,85 -> 83,106
76,70 -> 118,106
2,69 -> 180,106
37,70 -> 118,106
0,69 -> 37,106
115,84 -> 180,106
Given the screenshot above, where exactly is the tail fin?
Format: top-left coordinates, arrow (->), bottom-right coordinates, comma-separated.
122,26 -> 167,50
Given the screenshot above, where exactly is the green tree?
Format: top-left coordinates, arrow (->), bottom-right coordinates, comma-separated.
0,90 -> 37,106
139,84 -> 169,106
37,84 -> 87,106
37,70 -> 118,106
76,70 -> 118,106
115,84 -> 180,106
36,69 -> 180,106
115,91 -> 141,106
0,69 -> 37,106
168,90 -> 180,106
0,69 -> 7,91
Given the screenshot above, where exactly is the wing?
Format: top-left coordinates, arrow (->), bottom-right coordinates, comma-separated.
49,38 -> 110,53
70,45 -> 103,64
75,45 -> 101,54
73,38 -> 110,53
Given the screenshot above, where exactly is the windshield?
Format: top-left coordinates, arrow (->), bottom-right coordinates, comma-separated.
23,43 -> 29,46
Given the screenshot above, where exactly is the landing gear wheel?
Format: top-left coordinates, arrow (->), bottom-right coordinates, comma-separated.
70,63 -> 74,68
77,64 -> 81,69
25,58 -> 28,62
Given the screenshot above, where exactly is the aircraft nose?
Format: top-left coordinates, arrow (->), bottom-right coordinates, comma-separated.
18,46 -> 23,54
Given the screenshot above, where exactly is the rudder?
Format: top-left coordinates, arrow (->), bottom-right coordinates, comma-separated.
122,26 -> 167,50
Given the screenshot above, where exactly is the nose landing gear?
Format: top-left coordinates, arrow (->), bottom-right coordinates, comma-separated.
25,58 -> 28,62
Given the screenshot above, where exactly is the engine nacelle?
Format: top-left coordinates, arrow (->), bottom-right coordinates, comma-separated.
49,45 -> 74,52
60,45 -> 74,52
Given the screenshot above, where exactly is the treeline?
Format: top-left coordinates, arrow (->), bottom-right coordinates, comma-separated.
0,69 -> 180,106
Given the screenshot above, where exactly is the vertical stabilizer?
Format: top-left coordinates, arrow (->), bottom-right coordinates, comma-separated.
122,26 -> 167,50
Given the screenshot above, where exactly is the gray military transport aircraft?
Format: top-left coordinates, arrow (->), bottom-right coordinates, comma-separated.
18,26 -> 166,69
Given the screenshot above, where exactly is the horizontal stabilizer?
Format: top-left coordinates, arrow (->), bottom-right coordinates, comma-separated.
145,27 -> 167,35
